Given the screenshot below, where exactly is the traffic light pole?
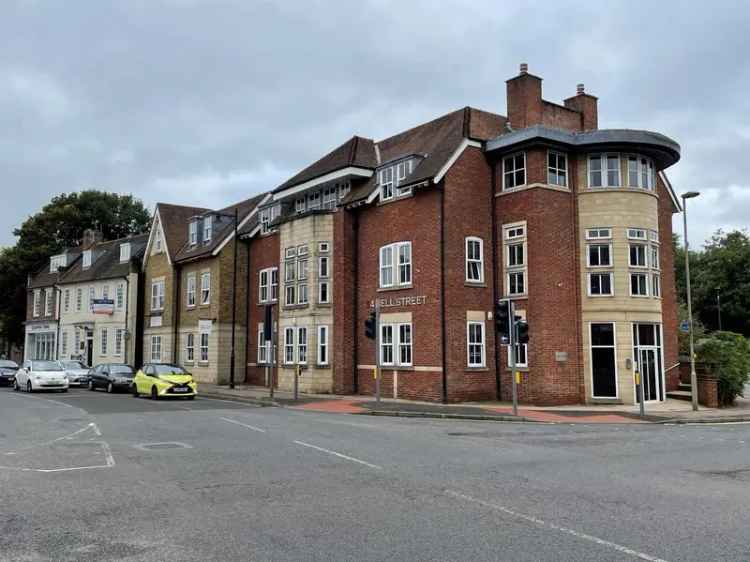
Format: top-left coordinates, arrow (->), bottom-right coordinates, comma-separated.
509,300 -> 518,417
375,300 -> 381,405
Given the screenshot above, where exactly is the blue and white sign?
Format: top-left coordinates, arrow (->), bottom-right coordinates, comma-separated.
680,320 -> 690,333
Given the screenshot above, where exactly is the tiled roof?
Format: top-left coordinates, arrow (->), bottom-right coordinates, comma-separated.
342,107 -> 506,205
155,203 -> 209,261
28,248 -> 83,289
174,192 -> 268,262
58,234 -> 148,284
273,136 -> 377,194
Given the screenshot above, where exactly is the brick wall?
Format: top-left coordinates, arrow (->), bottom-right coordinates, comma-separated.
245,232 -> 280,385
658,178 -> 680,392
333,209 -> 357,394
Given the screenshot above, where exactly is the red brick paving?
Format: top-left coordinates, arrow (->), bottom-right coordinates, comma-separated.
289,399 -> 369,414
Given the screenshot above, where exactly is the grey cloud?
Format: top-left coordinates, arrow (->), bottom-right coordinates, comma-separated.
1,0 -> 748,247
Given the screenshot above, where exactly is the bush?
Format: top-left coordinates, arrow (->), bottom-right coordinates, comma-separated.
696,332 -> 750,407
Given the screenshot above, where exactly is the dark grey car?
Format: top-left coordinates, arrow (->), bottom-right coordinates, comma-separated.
88,363 -> 135,393
0,360 -> 18,386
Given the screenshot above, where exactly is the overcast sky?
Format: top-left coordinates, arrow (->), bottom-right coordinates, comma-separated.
2,0 -> 749,248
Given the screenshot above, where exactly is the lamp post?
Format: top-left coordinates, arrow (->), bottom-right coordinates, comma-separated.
681,191 -> 700,411
216,208 -> 239,389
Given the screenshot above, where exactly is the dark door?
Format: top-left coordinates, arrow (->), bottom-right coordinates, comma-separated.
591,323 -> 618,398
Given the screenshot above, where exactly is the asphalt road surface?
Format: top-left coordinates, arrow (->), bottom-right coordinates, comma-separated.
1,388 -> 749,562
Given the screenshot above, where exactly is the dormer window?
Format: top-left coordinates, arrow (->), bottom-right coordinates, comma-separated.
82,250 -> 92,270
379,158 -> 416,201
295,198 -> 306,214
308,191 -> 321,210
379,167 -> 394,200
203,215 -> 212,243
119,243 -> 131,263
49,254 -> 66,273
189,221 -> 198,246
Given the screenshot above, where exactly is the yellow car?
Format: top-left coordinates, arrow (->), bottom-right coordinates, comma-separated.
132,363 -> 197,400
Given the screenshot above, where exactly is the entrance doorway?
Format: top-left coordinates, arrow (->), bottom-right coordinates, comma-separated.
85,328 -> 94,367
633,324 -> 664,403
590,323 -> 618,399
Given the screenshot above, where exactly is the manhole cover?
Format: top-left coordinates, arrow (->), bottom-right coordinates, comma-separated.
134,442 -> 193,451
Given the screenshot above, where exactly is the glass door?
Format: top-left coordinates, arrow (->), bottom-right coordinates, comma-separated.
633,324 -> 663,403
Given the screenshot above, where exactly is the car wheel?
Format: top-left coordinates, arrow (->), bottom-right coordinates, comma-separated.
26,381 -> 33,393
151,386 -> 158,400
107,382 -> 113,394
132,383 -> 139,398
186,395 -> 195,401
13,379 -> 19,391
89,379 -> 96,391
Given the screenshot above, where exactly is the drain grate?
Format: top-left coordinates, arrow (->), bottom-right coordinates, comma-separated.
134,442 -> 192,451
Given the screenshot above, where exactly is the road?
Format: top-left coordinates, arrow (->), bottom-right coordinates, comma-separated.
1,388 -> 749,562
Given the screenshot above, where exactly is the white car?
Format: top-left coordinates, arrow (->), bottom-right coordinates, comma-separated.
60,360 -> 90,386
14,360 -> 69,393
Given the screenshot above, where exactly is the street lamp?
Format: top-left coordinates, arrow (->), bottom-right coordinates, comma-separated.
681,191 -> 700,411
216,208 -> 239,389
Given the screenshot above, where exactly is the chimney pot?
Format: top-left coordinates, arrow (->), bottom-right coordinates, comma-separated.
577,83 -> 585,95
519,62 -> 528,74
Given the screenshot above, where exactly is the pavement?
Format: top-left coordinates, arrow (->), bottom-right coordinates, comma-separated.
198,383 -> 750,424
2,386 -> 750,561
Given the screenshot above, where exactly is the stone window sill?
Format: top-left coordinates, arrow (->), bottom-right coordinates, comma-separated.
377,285 -> 413,293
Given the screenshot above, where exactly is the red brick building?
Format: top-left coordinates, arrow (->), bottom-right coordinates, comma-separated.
244,64 -> 681,405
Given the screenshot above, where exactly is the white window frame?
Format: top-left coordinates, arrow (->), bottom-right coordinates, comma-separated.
380,322 -> 412,367
82,250 -> 92,269
588,153 -> 621,188
100,328 -> 108,356
189,221 -> 198,246
284,327 -> 295,364
203,215 -> 212,243
33,289 -> 41,317
547,151 -> 568,187
257,329 -> 267,364
630,272 -> 649,297
298,283 -> 308,305
466,321 -> 486,368
319,256 -> 329,279
186,333 -> 194,362
151,279 -> 165,311
297,327 -> 308,365
295,197 -> 305,214
88,286 -> 95,312
317,325 -> 329,366
186,274 -> 196,307
502,152 -> 526,190
64,289 -> 70,313
259,267 -> 278,304
308,190 -> 321,210
627,228 -> 648,240
587,243 -> 612,268
629,243 -> 648,268
588,272 -> 614,297
586,227 -> 612,240
76,288 -> 83,312
116,283 -> 125,310
318,280 -> 330,304
61,331 -> 68,357
465,237 -> 484,283
652,273 -> 661,298
200,332 -> 209,362
379,242 -> 412,288
115,329 -> 123,357
200,272 -> 211,305
318,242 -> 330,253
379,166 -> 394,201
503,222 -> 527,297
44,289 -> 53,316
507,343 -> 528,368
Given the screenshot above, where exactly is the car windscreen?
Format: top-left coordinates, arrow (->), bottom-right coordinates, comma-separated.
152,364 -> 187,375
0,360 -> 18,369
33,361 -> 63,372
110,365 -> 134,374
62,361 -> 86,370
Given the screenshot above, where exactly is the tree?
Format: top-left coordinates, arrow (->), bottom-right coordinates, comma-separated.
674,229 -> 750,338
0,190 -> 151,346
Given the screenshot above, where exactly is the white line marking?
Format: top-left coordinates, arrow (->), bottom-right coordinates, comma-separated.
0,441 -> 115,473
445,491 -> 668,562
91,423 -> 102,437
293,440 -> 382,470
220,417 -> 266,433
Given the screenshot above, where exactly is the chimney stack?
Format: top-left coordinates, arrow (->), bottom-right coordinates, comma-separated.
82,229 -> 104,248
564,83 -> 598,131
506,62 -> 543,130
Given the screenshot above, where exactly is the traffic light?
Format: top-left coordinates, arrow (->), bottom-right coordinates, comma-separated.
364,310 -> 376,340
495,300 -> 511,343
516,319 -> 529,344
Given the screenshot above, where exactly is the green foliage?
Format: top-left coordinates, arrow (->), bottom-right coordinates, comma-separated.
696,331 -> 750,407
0,190 -> 151,346
675,229 -> 750,337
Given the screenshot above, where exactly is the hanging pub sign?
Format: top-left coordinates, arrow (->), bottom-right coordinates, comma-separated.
91,298 -> 115,315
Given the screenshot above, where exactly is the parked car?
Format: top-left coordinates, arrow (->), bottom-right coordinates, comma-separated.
14,360 -> 69,392
0,360 -> 19,387
88,363 -> 135,393
132,363 -> 197,400
61,360 -> 90,387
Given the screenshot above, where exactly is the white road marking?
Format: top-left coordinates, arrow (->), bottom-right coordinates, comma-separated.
293,440 -> 382,470
220,417 -> 266,433
0,441 -> 115,473
445,490 -> 669,562
5,423 -> 98,455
